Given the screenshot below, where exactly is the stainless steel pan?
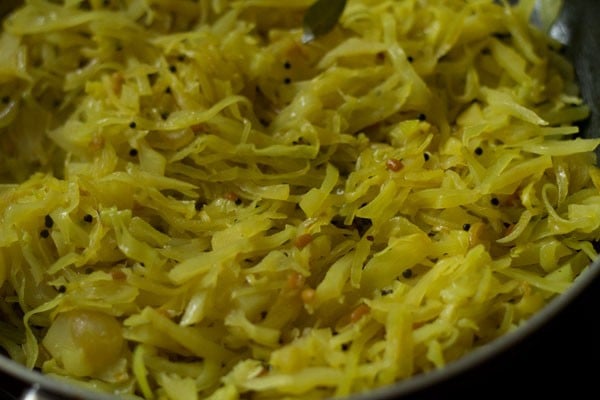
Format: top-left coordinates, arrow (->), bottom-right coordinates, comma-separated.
1,0 -> 599,399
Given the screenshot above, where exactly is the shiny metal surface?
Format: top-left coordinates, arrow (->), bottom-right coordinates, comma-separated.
21,385 -> 65,400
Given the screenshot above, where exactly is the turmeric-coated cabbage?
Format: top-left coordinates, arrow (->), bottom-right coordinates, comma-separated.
0,0 -> 599,399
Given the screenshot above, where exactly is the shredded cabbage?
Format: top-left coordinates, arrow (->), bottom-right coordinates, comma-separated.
0,0 -> 599,399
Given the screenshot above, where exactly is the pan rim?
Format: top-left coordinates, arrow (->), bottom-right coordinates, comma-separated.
0,260 -> 597,400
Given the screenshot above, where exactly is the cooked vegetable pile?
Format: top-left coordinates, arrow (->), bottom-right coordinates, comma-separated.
1,1 -> 599,399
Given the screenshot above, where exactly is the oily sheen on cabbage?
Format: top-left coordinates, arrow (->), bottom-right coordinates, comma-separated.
0,1 -> 599,399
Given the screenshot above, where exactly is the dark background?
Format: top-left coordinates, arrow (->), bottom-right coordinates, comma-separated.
407,276 -> 600,399
1,277 -> 598,399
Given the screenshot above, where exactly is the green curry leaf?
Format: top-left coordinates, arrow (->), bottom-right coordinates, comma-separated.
302,0 -> 347,44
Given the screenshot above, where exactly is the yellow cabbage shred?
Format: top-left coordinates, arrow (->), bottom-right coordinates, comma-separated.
0,0 -> 599,399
